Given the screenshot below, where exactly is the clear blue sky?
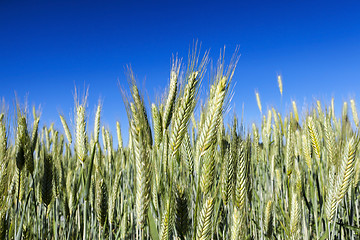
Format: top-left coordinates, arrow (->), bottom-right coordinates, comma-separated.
1,0 -> 360,144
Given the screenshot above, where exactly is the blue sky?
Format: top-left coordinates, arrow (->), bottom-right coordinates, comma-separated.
1,0 -> 360,144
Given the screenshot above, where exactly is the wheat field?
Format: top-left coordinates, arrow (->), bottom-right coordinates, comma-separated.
1,49 -> 360,239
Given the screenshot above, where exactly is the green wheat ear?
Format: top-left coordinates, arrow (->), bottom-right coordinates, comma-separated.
181,131 -> 194,176
170,71 -> 199,156
221,146 -> 231,205
0,116 -> 7,162
307,116 -> 321,161
196,76 -> 227,159
163,60 -> 180,131
16,116 -> 27,171
200,146 -> 215,195
30,116 -> 39,153
196,197 -> 214,240
94,103 -> 101,144
60,115 -> 72,144
289,189 -> 301,239
285,125 -> 294,176
152,103 -> 162,149
327,135 -> 358,222
264,200 -> 273,238
76,105 -> 87,164
175,186 -> 189,240
230,206 -> 243,240
222,118 -> 238,205
96,176 -> 108,228
234,141 -> 246,210
160,199 -> 174,240
116,121 -> 123,150
130,105 -> 151,231
41,149 -> 53,207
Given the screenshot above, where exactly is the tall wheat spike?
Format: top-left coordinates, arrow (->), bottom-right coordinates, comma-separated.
181,131 -> 194,175
109,171 -> 121,225
94,104 -> 101,144
76,105 -> 87,163
350,99 -> 359,128
129,74 -> 153,147
234,141 -> 246,210
96,176 -> 108,228
292,101 -> 299,123
116,121 -> 123,150
16,116 -> 27,171
163,61 -> 180,131
324,117 -> 336,166
222,118 -> 238,204
327,136 -> 358,222
152,103 -> 163,149
170,71 -> 199,156
302,133 -> 312,171
30,116 -> 39,152
175,186 -> 189,240
160,200 -> 173,240
307,116 -> 321,161
255,90 -> 262,114
131,118 -> 151,229
230,207 -> 243,240
285,125 -> 294,175
196,76 -> 227,160
289,189 -> 301,239
277,75 -> 283,96
41,149 -> 53,207
60,115 -> 72,145
196,197 -> 214,240
221,146 -> 232,205
0,124 -> 8,209
0,116 -> 6,161
264,200 -> 273,238
325,165 -> 336,222
200,146 -> 215,195
24,133 -> 33,174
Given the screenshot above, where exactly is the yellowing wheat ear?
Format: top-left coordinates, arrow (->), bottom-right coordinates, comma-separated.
350,99 -> 359,128
255,90 -> 262,114
277,74 -> 283,96
264,200 -> 274,238
292,101 -> 299,123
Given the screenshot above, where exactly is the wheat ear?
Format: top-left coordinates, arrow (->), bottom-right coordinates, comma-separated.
76,105 -> 87,163
41,149 -> 53,207
163,66 -> 179,131
170,71 -> 199,156
327,136 -> 358,222
60,115 -> 72,145
196,197 -> 214,240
